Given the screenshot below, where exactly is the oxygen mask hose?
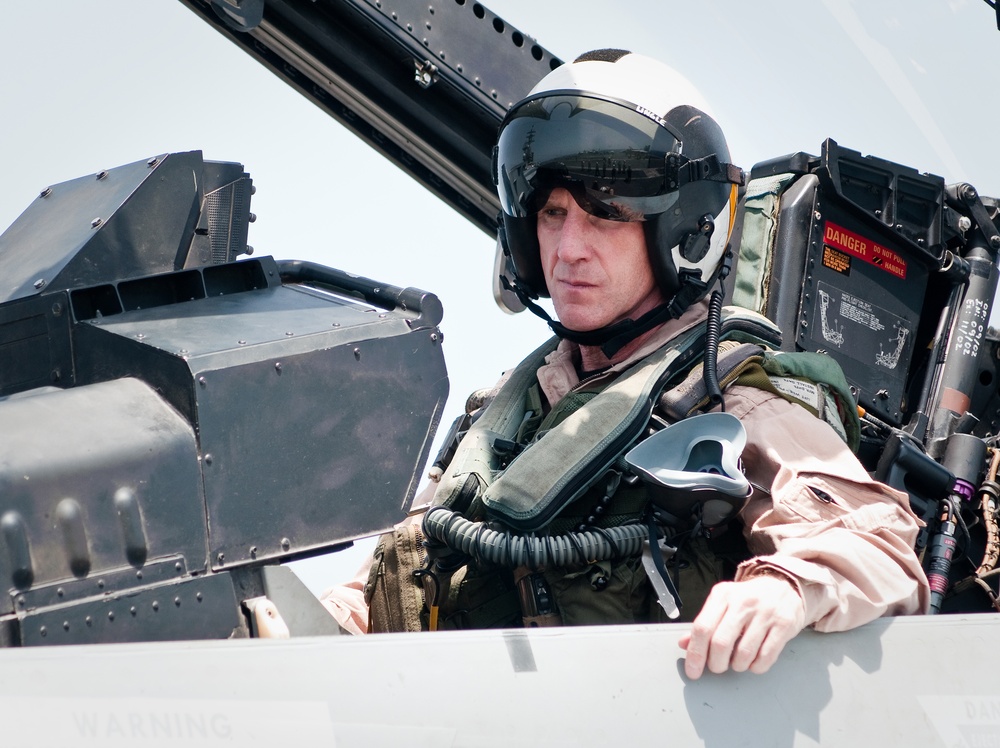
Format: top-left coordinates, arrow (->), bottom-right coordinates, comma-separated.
703,249 -> 733,410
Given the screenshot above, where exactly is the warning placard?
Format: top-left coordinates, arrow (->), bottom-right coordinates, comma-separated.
822,245 -> 851,275
823,221 -> 907,280
811,280 -> 913,371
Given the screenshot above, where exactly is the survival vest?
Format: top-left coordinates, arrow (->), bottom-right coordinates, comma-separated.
365,307 -> 860,632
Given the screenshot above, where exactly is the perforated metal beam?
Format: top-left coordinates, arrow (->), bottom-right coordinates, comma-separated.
178,0 -> 562,235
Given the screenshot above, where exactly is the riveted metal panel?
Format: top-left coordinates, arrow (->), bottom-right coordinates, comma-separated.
0,379 -> 207,615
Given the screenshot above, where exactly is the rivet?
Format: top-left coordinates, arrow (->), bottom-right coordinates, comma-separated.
250,546 -> 258,559
97,578 -> 105,589
174,561 -> 183,572
63,621 -> 70,631
39,187 -> 52,198
198,376 -> 207,387
130,606 -> 137,616
238,340 -> 247,345
33,278 -> 45,290
51,302 -> 63,316
136,570 -> 143,579
91,217 -> 103,228
196,592 -> 203,602
85,616 -> 92,626
57,587 -> 65,598
285,331 -> 294,336
40,626 -> 47,637
96,170 -> 109,180
281,537 -> 291,551
174,597 -> 182,607
152,601 -> 159,612
275,362 -> 282,372
108,610 -> 115,621
147,157 -> 159,167
354,348 -> 362,361
204,453 -> 213,466
217,552 -> 225,564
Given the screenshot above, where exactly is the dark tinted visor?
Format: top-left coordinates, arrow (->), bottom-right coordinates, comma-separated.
495,94 -> 682,222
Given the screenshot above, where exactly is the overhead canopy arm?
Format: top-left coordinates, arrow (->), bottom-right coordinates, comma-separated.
178,0 -> 562,235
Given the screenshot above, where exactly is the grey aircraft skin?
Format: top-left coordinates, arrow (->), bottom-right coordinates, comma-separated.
2,1 -> 1000,746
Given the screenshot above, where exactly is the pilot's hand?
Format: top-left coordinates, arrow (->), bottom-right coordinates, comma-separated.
678,574 -> 805,679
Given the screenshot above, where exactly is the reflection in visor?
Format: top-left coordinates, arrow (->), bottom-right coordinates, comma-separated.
496,94 -> 683,221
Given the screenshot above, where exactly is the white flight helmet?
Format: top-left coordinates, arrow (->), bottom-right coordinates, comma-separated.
492,49 -> 742,350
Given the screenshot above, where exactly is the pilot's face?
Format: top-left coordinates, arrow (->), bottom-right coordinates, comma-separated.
537,187 -> 663,333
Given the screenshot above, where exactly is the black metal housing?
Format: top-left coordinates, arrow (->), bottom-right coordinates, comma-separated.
739,139 -> 953,427
0,153 -> 448,645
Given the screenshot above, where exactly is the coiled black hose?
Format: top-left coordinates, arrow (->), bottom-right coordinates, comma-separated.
703,286 -> 724,409
421,505 -> 648,568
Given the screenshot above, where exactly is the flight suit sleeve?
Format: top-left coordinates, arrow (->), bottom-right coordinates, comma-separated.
722,385 -> 931,631
318,557 -> 372,635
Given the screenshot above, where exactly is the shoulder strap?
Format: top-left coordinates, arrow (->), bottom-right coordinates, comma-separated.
432,336 -> 560,516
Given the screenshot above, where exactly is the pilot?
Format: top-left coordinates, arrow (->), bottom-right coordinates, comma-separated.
320,49 -> 929,679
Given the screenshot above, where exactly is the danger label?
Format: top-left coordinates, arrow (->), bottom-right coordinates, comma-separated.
823,221 -> 907,280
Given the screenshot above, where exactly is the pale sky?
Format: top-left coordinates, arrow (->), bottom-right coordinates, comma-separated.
2,0 -> 998,593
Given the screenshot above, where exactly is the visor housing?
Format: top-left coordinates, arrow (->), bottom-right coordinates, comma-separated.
495,93 -> 683,223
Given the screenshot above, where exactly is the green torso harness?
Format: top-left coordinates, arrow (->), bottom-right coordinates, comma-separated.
365,307 -> 859,632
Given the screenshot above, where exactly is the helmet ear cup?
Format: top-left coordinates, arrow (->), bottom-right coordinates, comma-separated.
643,220 -> 680,299
501,214 -> 547,299
493,225 -> 527,314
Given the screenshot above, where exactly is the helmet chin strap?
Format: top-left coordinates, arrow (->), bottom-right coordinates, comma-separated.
501,276 -> 708,358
